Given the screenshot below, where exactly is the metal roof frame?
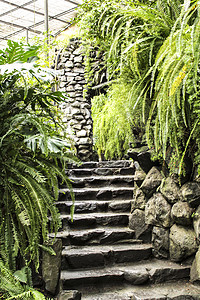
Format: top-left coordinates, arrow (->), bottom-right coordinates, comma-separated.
0,0 -> 81,48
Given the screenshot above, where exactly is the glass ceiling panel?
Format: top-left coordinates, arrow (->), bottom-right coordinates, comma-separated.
0,0 -> 82,49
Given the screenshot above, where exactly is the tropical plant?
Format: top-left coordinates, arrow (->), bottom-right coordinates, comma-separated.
78,0 -> 200,176
0,260 -> 48,300
0,40 -> 77,283
92,83 -> 144,159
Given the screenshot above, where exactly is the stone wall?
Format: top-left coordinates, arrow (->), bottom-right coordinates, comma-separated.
129,150 -> 200,282
52,38 -> 93,161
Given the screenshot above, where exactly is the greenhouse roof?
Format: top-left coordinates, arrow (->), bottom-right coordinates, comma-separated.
0,0 -> 82,48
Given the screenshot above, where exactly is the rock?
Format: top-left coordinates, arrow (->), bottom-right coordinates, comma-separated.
58,290 -> 81,300
65,61 -> 74,68
96,190 -> 112,200
145,193 -> 172,228
193,205 -> 200,241
128,147 -> 158,173
141,167 -> 163,197
169,224 -> 198,262
129,209 -> 152,241
109,201 -> 131,212
171,201 -> 192,226
160,177 -> 181,204
42,238 -> 62,295
75,84 -> 83,91
181,182 -> 200,208
190,246 -> 200,282
134,170 -> 146,187
152,226 -> 169,259
124,269 -> 149,285
133,188 -> 146,210
73,67 -> 85,73
77,130 -> 87,138
74,56 -> 83,63
77,137 -> 92,145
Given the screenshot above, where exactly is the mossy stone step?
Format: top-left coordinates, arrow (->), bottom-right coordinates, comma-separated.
59,187 -> 134,201
61,244 -> 152,269
49,227 -> 137,246
56,200 -> 132,214
59,212 -> 129,229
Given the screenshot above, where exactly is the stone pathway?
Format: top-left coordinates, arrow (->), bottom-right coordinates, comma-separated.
57,160 -> 200,300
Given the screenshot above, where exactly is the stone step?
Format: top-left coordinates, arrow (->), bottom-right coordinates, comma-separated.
66,167 -> 135,177
59,187 -> 134,201
68,175 -> 134,188
81,280 -> 200,300
60,259 -> 190,289
59,213 -> 129,229
56,200 -> 132,214
49,227 -> 138,246
68,160 -> 133,170
61,244 -> 152,270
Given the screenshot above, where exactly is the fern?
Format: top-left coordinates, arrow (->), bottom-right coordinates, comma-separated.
0,40 -> 78,277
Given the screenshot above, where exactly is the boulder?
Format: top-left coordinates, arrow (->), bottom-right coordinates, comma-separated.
169,224 -> 198,262
145,193 -> 172,228
171,201 -> 192,226
160,177 -> 181,204
193,205 -> 200,241
129,209 -> 151,241
190,246 -> 200,283
42,238 -> 62,295
141,167 -> 163,197
58,290 -> 81,300
181,182 -> 200,208
128,147 -> 155,173
134,170 -> 146,187
132,188 -> 146,211
152,226 -> 169,259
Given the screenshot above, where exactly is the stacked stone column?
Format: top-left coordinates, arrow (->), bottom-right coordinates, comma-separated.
53,38 -> 93,161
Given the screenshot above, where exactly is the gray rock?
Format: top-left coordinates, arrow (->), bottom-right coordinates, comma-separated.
77,130 -> 87,138
133,188 -> 146,210
141,167 -> 163,197
124,269 -> 149,284
181,182 -> 200,208
193,205 -> 200,241
169,224 -> 198,262
129,209 -> 151,241
78,137 -> 92,145
75,84 -> 83,91
58,290 -> 81,300
42,238 -> 62,295
66,86 -> 75,92
145,193 -> 172,228
109,201 -> 131,212
67,76 -> 75,82
152,226 -> 169,259
134,170 -> 146,187
74,56 -> 83,63
71,107 -> 80,115
160,177 -> 181,204
74,67 -> 85,73
190,246 -> 200,282
171,201 -> 192,226
65,61 -> 74,68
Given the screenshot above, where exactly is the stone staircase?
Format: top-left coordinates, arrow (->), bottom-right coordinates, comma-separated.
56,161 -> 200,300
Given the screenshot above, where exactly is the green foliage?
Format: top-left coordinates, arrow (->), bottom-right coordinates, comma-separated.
0,260 -> 48,299
78,0 -> 200,175
92,83 -> 144,159
0,40 -> 78,277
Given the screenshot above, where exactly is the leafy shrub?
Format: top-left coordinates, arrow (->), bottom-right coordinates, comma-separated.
0,41 -> 77,282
